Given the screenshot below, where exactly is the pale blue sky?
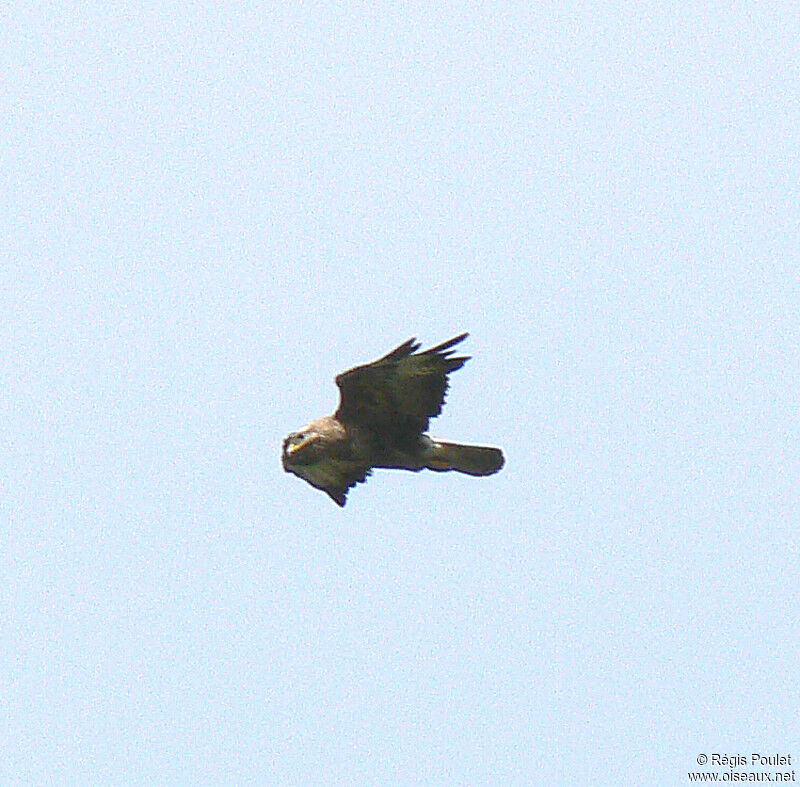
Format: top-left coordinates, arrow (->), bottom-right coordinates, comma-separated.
2,2 -> 798,784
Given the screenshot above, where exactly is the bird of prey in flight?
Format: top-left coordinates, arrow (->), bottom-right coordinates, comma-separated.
282,333 -> 504,506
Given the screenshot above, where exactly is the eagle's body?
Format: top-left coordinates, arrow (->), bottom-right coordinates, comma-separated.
282,333 -> 504,506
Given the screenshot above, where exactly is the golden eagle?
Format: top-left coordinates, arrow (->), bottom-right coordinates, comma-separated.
282,333 -> 504,506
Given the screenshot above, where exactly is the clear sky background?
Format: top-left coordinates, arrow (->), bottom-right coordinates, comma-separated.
3,2 -> 798,784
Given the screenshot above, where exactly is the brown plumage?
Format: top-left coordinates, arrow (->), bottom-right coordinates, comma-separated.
282,333 -> 504,506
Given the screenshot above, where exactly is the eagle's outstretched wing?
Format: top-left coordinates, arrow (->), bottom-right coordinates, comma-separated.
334,333 -> 470,443
300,459 -> 372,508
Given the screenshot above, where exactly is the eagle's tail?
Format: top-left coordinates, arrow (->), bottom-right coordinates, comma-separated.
426,440 -> 505,476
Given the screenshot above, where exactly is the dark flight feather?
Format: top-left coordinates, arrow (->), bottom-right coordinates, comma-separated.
334,332 -> 469,443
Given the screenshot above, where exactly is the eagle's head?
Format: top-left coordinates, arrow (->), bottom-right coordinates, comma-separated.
281,416 -> 365,506
281,427 -> 323,470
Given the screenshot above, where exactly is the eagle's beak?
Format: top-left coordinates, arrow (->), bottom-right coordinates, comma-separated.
286,432 -> 319,455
